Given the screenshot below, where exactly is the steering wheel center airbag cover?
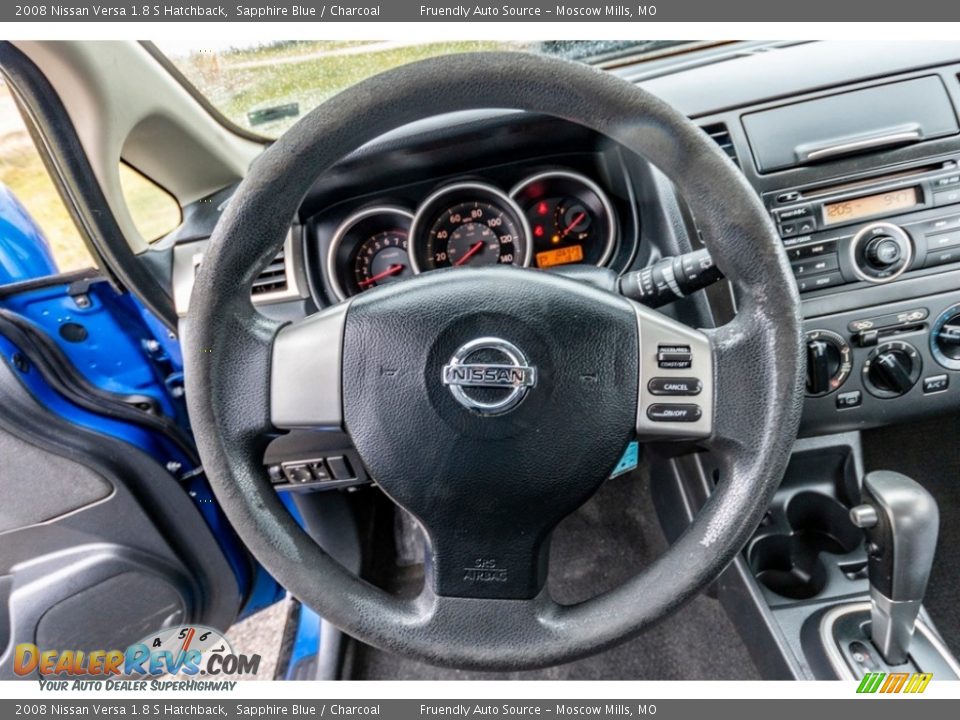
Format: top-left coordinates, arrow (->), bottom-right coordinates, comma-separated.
342,266 -> 638,598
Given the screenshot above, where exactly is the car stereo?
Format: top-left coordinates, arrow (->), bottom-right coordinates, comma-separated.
764,156 -> 960,293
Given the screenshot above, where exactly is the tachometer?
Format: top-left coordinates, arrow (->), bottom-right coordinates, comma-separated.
410,183 -> 532,273
354,230 -> 412,291
327,207 -> 414,300
511,170 -> 617,268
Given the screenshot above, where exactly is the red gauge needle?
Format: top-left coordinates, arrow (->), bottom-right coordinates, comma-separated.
359,264 -> 404,287
454,241 -> 485,267
560,211 -> 587,238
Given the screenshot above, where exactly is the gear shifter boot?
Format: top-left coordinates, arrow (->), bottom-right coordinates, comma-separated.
849,470 -> 939,666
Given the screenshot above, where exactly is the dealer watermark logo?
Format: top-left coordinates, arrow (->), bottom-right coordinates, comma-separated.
857,672 -> 932,694
14,625 -> 260,691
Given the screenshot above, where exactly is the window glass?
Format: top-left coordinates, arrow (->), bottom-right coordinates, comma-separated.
119,162 -> 182,241
0,75 -> 95,276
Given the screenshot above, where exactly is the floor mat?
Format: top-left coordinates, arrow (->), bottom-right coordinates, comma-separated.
863,413 -> 960,654
346,472 -> 760,680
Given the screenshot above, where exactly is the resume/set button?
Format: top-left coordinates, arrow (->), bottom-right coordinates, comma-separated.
656,345 -> 692,369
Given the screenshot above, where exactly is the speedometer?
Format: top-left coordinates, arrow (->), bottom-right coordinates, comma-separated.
410,182 -> 532,273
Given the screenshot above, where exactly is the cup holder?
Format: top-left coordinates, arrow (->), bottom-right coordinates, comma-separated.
749,492 -> 862,600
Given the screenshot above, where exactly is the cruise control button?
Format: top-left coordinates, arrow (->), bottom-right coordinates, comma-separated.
923,375 -> 949,394
836,390 -> 862,409
646,403 -> 702,422
647,377 -> 702,396
657,345 -> 692,369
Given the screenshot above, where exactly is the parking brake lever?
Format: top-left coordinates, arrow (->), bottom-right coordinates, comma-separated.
849,471 -> 939,666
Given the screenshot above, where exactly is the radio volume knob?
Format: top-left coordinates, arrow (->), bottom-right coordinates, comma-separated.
865,236 -> 902,268
850,223 -> 913,283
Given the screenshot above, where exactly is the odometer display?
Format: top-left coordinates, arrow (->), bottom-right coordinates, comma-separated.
410,183 -> 531,273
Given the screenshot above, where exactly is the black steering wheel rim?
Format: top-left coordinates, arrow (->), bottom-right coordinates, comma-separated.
185,51 -> 804,670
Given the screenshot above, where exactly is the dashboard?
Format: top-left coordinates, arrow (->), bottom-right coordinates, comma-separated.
170,41 -> 960,441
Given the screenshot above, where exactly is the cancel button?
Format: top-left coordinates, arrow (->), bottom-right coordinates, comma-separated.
647,404 -> 702,422
648,377 -> 702,396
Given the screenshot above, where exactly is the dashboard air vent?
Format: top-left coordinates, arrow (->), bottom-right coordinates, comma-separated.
702,123 -> 740,168
251,249 -> 288,296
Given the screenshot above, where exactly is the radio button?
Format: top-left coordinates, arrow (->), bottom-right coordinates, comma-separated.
797,272 -> 845,293
775,205 -> 812,221
780,222 -> 799,238
934,175 -> 960,187
787,240 -> 838,261
921,216 -> 960,233
792,254 -> 839,276
797,220 -> 817,235
934,189 -> 960,207
926,231 -> 960,251
924,247 -> 960,268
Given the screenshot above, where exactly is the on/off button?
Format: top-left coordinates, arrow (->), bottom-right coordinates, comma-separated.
647,404 -> 702,422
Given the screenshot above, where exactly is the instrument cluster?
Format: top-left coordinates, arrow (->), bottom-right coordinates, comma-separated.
324,170 -> 619,300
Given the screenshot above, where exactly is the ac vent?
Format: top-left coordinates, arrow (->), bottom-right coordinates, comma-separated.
702,123 -> 740,168
251,250 -> 288,296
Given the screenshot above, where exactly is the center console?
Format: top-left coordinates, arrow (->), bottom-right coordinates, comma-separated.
663,57 -> 960,680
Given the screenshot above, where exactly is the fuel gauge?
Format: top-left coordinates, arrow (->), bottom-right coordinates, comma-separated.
512,170 -> 616,268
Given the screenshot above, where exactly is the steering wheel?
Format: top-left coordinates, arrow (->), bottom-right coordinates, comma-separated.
185,52 -> 804,670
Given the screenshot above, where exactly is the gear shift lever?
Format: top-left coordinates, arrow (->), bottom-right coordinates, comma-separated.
849,471 -> 939,665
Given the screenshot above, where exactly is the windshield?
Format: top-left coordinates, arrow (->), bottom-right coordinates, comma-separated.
153,40 -> 692,139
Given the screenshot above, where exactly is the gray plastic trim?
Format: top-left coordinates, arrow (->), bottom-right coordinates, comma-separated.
819,601 -> 960,679
173,229 -> 302,317
270,301 -> 350,429
633,301 -> 713,440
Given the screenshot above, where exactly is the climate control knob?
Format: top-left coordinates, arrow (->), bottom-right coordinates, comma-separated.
862,341 -> 922,398
931,303 -> 960,370
805,330 -> 852,397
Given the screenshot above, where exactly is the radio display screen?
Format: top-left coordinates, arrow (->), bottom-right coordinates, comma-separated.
823,187 -> 921,226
